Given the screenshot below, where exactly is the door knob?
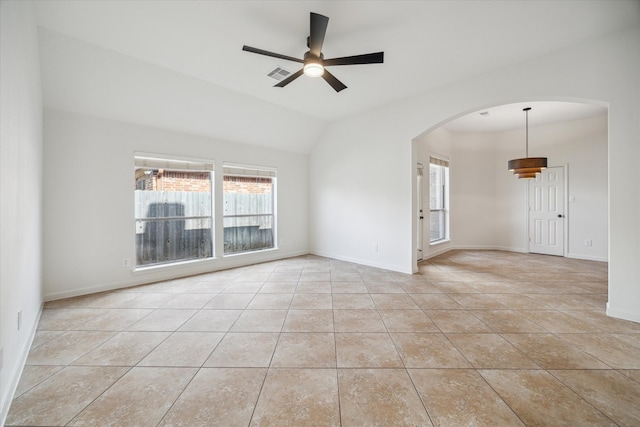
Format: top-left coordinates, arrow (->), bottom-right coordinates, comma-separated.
557,214 -> 564,218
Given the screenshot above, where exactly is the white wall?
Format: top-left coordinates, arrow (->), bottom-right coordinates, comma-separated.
416,114 -> 609,261
450,132 -> 500,251
494,115 -> 609,261
38,27 -> 326,154
0,1 -> 44,422
309,25 -> 640,322
493,131 -> 530,253
43,109 -> 309,300
418,115 -> 608,261
309,117 -> 412,273
416,129 -> 505,258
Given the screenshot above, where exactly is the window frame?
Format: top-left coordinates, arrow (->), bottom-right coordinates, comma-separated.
133,153 -> 215,269
429,156 -> 450,244
222,163 -> 277,256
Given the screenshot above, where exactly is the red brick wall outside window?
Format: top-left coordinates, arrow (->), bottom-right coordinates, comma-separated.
223,176 -> 272,195
135,169 -> 211,192
135,170 -> 272,195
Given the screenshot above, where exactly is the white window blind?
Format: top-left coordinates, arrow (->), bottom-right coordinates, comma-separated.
429,156 -> 449,167
223,165 -> 276,178
135,156 -> 213,172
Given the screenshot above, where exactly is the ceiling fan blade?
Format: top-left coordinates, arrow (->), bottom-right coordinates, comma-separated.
323,52 -> 384,66
308,12 -> 329,57
322,69 -> 347,92
242,45 -> 304,64
274,69 -> 304,88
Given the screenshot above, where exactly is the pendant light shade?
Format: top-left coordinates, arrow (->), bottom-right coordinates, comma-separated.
508,107 -> 547,179
507,158 -> 548,172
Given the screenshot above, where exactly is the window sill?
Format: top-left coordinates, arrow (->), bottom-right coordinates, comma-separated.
223,247 -> 278,259
132,247 -> 280,274
133,257 -> 216,274
430,239 -> 450,247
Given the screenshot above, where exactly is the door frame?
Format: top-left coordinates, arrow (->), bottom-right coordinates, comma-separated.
526,164 -> 569,256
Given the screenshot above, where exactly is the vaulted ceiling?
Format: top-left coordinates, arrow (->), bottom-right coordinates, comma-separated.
34,1 -> 637,151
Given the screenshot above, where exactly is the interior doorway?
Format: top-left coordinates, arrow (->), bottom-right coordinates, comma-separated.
528,166 -> 565,256
411,100 -> 608,273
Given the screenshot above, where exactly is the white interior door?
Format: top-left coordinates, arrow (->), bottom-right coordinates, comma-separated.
417,164 -> 424,261
529,166 -> 565,256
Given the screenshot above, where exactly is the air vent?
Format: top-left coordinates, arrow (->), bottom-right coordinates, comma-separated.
267,66 -> 292,81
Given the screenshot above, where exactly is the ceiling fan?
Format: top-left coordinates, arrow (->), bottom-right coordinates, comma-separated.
242,12 -> 384,92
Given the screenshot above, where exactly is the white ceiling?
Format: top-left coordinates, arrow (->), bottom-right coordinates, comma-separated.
443,101 -> 608,133
33,1 -> 637,144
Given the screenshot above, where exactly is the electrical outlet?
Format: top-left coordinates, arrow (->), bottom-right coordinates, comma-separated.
372,243 -> 378,252
17,310 -> 22,331
584,239 -> 592,247
122,258 -> 130,268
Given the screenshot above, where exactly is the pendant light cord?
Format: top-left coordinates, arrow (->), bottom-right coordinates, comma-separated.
524,107 -> 531,158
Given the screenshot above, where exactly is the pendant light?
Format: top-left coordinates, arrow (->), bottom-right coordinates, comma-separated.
508,107 -> 547,179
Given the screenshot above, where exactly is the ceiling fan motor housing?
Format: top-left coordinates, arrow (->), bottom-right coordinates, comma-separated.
304,51 -> 324,63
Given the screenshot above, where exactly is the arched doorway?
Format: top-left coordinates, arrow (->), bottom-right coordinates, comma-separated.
411,100 -> 608,272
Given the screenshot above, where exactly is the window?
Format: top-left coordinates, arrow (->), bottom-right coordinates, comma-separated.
134,155 -> 213,267
429,156 -> 449,243
223,164 -> 276,254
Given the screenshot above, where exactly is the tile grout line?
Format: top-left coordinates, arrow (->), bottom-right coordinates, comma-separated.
64,365 -> 134,427
330,266 -> 344,427
8,252 -> 636,426
246,272 -> 293,425
545,369 -> 623,426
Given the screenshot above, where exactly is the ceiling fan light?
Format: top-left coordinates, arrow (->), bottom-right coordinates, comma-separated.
303,62 -> 324,77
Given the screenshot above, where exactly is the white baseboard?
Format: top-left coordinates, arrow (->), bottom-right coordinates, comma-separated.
44,249 -> 309,301
420,245 -> 608,264
309,250 -> 411,274
0,303 -> 43,426
607,306 -> 640,324
566,252 -> 608,262
420,245 -> 527,262
490,246 -> 528,253
420,244 -> 452,260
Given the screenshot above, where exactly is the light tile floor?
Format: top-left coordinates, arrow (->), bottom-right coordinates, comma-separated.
7,250 -> 640,426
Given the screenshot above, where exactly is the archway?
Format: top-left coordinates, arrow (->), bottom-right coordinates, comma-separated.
411,99 -> 609,273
